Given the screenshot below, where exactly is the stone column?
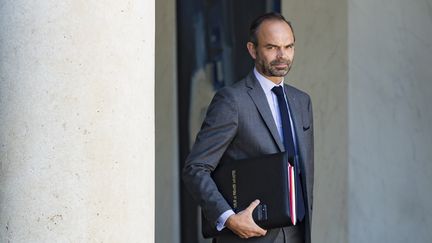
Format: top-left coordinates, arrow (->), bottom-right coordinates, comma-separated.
348,0 -> 432,242
0,1 -> 154,242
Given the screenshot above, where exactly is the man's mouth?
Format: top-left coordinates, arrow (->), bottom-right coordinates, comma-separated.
271,59 -> 290,67
274,63 -> 288,68
272,62 -> 290,69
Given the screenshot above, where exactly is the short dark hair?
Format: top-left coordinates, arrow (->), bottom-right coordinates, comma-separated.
248,12 -> 295,45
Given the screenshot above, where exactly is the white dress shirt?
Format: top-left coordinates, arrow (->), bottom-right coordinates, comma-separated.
254,68 -> 299,157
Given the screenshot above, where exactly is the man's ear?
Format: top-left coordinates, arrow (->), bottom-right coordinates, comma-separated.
246,42 -> 257,60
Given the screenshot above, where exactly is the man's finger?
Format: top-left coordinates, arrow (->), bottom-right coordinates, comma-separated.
248,226 -> 267,238
249,220 -> 267,236
257,226 -> 267,236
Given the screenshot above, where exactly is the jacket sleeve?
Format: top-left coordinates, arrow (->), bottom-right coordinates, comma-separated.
182,87 -> 238,226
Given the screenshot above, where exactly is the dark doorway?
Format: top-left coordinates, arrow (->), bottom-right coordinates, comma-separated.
177,1 -> 281,242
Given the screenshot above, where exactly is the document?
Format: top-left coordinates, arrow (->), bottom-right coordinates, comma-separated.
202,152 -> 293,238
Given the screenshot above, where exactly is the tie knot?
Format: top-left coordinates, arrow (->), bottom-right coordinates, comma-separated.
271,86 -> 284,97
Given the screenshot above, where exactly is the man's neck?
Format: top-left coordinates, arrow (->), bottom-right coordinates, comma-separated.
254,67 -> 284,85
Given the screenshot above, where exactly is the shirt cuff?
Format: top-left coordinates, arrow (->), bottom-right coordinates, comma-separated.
216,209 -> 235,231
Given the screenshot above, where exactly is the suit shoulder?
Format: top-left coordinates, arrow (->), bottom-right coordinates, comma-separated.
214,78 -> 248,98
285,83 -> 311,100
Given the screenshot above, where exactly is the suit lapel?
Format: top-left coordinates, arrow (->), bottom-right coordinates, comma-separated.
246,73 -> 285,152
285,84 -> 310,197
284,85 -> 303,146
285,84 -> 308,162
285,85 -> 314,224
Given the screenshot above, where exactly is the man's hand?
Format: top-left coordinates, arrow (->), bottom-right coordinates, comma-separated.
225,199 -> 267,239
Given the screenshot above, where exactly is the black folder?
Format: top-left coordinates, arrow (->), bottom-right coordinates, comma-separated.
202,152 -> 292,238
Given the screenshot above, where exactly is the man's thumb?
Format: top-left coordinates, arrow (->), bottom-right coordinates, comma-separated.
246,199 -> 260,213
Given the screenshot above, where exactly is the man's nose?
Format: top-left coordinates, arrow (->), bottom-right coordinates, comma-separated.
276,48 -> 285,58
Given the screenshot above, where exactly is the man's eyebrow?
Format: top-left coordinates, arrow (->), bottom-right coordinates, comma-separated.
264,43 -> 278,47
264,43 -> 294,47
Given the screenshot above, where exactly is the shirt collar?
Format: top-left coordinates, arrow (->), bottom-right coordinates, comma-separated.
253,67 -> 284,94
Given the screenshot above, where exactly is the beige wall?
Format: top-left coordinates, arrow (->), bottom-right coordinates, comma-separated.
284,0 -> 432,242
348,0 -> 432,242
282,1 -> 349,243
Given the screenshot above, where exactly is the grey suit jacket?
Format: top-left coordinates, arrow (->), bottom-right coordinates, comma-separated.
183,71 -> 314,243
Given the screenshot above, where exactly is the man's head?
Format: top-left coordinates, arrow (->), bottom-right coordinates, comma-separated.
247,12 -> 295,84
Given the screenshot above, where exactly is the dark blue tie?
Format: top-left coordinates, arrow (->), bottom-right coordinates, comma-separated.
271,85 -> 305,222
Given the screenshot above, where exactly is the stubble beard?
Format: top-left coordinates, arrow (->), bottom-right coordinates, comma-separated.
257,57 -> 292,78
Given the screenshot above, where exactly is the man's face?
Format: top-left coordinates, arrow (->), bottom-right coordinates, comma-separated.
247,20 -> 295,84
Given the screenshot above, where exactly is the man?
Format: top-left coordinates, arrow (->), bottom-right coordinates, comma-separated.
183,12 -> 314,243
